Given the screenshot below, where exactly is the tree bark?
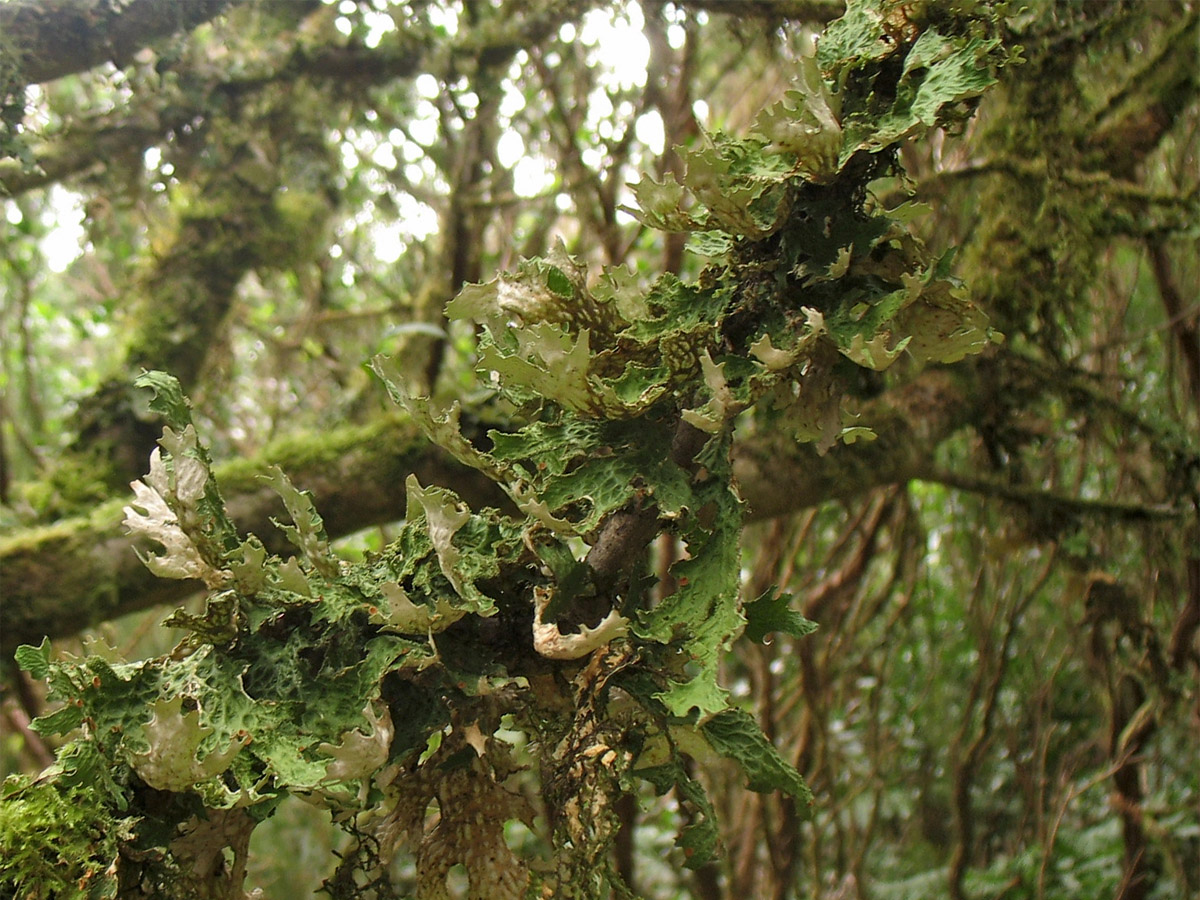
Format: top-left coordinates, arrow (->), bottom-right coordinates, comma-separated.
0,414 -> 504,657
62,76 -> 339,498
733,368 -> 973,518
0,0 -> 249,88
0,368 -> 976,656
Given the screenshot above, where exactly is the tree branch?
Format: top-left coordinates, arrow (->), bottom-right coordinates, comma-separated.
1148,240 -> 1200,410
0,0 -> 249,88
733,368 -> 975,519
923,470 -> 1186,524
0,413 -> 505,657
1,370 -> 975,656
0,37 -> 428,197
672,0 -> 845,23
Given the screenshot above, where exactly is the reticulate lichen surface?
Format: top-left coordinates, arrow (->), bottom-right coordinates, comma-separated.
6,3 -> 1014,897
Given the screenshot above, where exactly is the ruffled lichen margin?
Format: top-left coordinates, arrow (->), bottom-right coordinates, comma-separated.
3,3 -> 1015,898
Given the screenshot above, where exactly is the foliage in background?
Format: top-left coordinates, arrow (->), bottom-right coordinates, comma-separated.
1,1 -> 1197,899
1,3 -> 1012,896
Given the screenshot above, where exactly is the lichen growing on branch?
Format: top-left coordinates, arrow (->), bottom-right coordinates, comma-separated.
2,2 -> 1014,897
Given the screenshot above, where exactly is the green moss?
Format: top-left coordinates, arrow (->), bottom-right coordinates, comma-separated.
19,451 -> 123,521
0,774 -> 134,900
214,413 -> 424,491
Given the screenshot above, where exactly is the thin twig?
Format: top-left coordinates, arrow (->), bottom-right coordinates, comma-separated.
921,471 -> 1184,522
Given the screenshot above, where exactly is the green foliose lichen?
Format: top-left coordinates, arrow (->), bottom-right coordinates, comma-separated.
10,1 -> 1017,892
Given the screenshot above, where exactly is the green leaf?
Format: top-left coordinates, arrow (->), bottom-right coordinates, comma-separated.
370,359 -> 508,482
751,49 -> 843,181
488,416 -> 693,537
831,9 -> 1005,162
680,351 -> 737,434
817,0 -> 898,72
904,31 -> 1001,126
743,589 -> 818,644
638,473 -> 746,719
135,369 -> 194,430
31,703 -> 86,739
404,475 -> 497,614
126,375 -> 240,573
841,331 -> 912,370
892,269 -> 997,363
628,174 -> 696,231
129,695 -> 246,793
317,703 -> 393,782
261,467 -> 337,578
124,448 -> 221,583
477,323 -> 604,414
229,536 -> 270,594
634,761 -> 720,868
686,230 -> 732,257
14,639 -> 52,680
701,708 -> 813,809
546,265 -> 574,297
657,670 -> 730,721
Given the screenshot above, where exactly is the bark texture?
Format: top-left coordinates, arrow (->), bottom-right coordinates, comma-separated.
0,0 -> 246,88
0,368 -> 975,655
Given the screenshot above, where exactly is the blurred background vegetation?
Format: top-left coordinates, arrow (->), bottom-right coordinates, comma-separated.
1,1 -> 1196,898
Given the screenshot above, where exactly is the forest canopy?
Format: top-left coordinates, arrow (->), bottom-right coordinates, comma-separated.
0,1 -> 1197,899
